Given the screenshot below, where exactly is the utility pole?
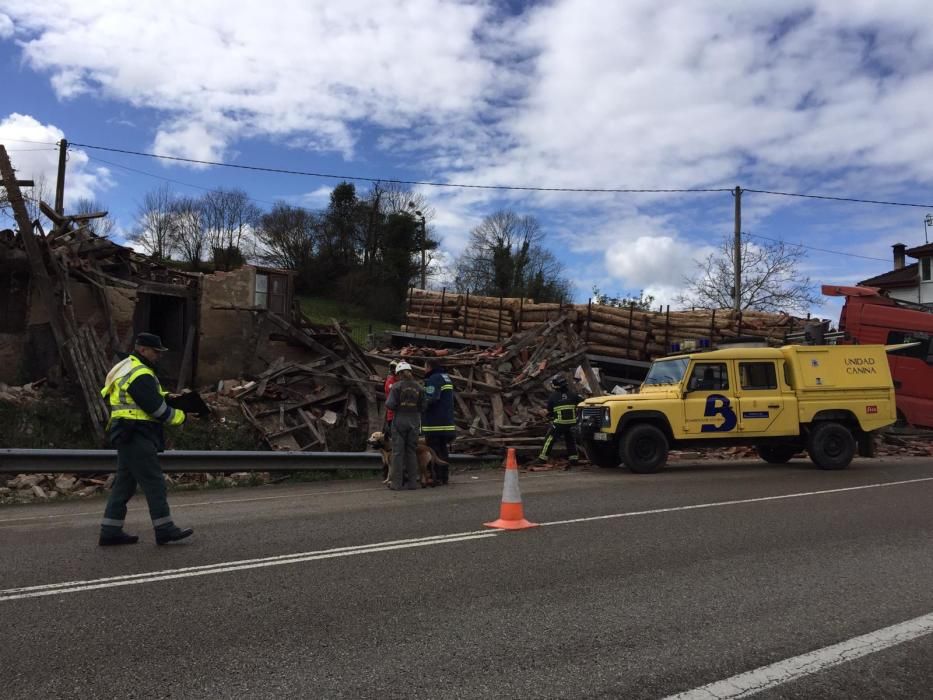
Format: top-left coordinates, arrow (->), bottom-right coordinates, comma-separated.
733,185 -> 742,313
54,138 -> 68,215
419,215 -> 427,290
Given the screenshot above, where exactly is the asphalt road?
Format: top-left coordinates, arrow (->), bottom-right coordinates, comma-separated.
1,456 -> 932,699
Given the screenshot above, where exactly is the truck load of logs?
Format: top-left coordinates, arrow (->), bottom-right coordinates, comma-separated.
403,288 -> 812,362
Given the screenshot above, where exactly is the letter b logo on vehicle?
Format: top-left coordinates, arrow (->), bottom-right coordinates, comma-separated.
701,394 -> 737,432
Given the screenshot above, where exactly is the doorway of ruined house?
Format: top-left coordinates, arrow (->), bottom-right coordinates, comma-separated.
133,288 -> 197,390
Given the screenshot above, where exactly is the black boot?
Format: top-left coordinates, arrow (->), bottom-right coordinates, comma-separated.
99,529 -> 140,546
155,524 -> 194,545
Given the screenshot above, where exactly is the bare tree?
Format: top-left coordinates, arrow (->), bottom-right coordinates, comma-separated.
255,201 -> 318,273
171,196 -> 208,270
202,188 -> 262,269
677,234 -> 818,314
132,184 -> 177,261
74,198 -> 116,238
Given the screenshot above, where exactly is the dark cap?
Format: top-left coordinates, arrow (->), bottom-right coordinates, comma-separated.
135,332 -> 169,352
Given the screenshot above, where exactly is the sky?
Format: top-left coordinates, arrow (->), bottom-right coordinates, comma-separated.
2,0 -> 933,322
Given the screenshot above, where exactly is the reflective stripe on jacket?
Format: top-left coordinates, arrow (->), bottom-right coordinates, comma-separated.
101,355 -> 185,426
547,390 -> 581,426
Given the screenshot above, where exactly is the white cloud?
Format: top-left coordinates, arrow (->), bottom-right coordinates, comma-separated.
298,186 -> 334,207
0,113 -> 112,206
4,0 -> 494,161
6,1 -> 933,309
0,13 -> 13,39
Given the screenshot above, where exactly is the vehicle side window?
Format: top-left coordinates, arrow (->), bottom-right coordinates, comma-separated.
688,363 -> 729,391
886,331 -> 932,359
739,362 -> 777,390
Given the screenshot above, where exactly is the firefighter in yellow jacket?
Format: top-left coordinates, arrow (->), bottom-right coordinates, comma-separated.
538,375 -> 581,469
98,333 -> 193,546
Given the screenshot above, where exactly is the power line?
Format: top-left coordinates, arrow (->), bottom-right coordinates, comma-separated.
744,188 -> 933,209
70,141 -> 732,194
745,232 -> 890,262
70,141 -> 933,208
87,154 -> 315,213
0,138 -> 60,147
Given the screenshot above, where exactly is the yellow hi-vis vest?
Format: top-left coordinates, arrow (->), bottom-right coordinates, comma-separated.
100,356 -> 184,426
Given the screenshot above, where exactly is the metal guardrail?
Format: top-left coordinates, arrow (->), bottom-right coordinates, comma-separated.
0,449 -> 497,474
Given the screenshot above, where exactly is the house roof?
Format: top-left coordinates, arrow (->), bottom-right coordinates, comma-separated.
906,242 -> 933,258
859,262 -> 918,289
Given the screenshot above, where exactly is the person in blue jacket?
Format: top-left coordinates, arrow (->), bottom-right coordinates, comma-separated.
422,357 -> 455,484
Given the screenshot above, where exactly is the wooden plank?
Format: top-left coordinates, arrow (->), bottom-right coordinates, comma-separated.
483,369 -> 506,430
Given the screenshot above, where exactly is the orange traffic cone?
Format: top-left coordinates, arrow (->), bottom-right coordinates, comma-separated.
484,448 -> 538,530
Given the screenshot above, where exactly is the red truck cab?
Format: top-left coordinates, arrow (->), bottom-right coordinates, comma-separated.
823,285 -> 933,428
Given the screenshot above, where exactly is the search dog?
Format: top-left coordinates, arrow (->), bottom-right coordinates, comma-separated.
367,431 -> 448,487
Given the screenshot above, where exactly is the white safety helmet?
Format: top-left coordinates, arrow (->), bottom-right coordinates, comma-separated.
395,361 -> 413,373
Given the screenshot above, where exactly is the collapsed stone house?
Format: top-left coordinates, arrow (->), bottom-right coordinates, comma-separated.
0,228 -> 295,389
0,145 -> 297,405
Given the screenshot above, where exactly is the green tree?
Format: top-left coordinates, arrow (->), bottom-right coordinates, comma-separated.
592,286 -> 656,311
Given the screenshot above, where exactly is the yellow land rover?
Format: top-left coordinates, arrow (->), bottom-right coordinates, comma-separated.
577,345 -> 897,473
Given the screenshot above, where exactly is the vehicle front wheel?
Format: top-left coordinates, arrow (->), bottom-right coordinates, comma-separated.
756,444 -> 799,464
583,438 -> 622,468
807,422 -> 856,470
621,424 -> 669,474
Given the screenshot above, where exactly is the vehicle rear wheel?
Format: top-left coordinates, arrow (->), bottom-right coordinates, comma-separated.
583,438 -> 622,468
621,424 -> 669,474
807,422 -> 856,470
756,444 -> 799,464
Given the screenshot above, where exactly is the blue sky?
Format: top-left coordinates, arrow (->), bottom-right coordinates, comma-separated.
2,0 -> 933,322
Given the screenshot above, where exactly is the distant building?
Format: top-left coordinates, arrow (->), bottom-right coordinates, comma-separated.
859,242 -> 933,305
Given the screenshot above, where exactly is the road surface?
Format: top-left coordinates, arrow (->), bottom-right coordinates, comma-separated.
1,456 -> 932,699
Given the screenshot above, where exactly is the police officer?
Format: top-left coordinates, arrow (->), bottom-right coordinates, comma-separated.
422,357 -> 455,485
98,333 -> 194,546
384,361 -> 424,490
538,374 -> 582,469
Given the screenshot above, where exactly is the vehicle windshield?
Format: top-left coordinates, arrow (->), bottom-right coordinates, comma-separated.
643,357 -> 690,386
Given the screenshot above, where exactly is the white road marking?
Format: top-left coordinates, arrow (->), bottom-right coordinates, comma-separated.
664,612 -> 933,699
2,475 -> 931,602
0,530 -> 498,601
539,476 -> 933,527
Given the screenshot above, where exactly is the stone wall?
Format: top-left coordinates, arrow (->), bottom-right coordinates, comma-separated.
197,266 -> 258,386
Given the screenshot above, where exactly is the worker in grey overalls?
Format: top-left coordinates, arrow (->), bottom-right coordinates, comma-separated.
384,361 -> 424,490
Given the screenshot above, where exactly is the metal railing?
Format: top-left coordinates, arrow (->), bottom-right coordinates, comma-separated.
0,449 -> 496,474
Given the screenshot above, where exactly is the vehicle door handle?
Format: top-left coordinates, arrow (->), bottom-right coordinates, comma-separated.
767,404 -> 780,408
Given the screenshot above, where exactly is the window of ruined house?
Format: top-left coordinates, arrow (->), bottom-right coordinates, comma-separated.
254,272 -> 288,315
254,272 -> 268,308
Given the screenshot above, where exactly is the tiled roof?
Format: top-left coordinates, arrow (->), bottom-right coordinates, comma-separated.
906,243 -> 933,258
859,262 -> 918,288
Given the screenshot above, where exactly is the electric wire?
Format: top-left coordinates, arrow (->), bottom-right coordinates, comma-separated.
744,232 -> 890,262
70,142 -> 732,194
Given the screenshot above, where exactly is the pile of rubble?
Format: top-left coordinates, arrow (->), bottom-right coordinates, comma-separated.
0,471 -> 275,505
0,381 -> 44,405
378,316 -> 601,456
877,430 -> 933,457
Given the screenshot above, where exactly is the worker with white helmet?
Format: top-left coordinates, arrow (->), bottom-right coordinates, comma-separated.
384,361 -> 424,489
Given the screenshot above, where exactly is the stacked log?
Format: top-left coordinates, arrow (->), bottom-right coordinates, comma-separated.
403,290 -> 812,362
401,288 -> 529,341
